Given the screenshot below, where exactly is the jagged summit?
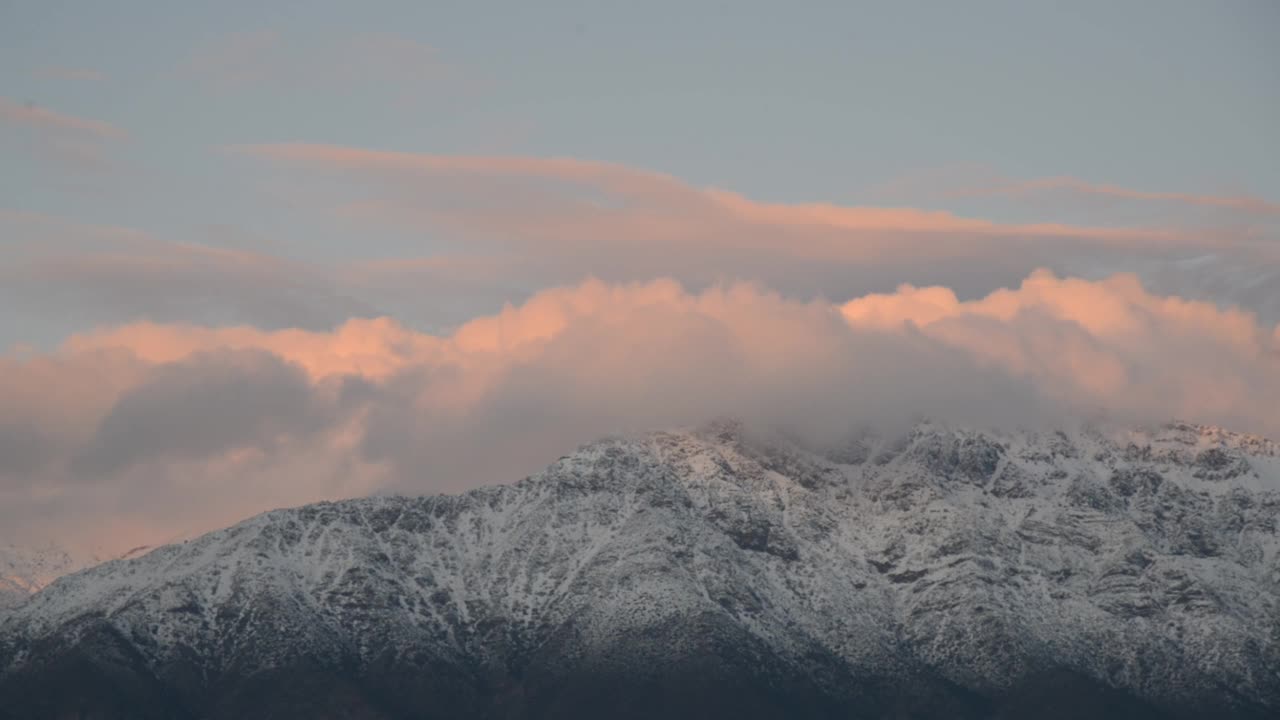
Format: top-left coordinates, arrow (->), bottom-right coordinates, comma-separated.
1,420 -> 1278,719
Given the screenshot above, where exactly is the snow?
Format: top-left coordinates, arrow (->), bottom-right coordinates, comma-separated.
1,419 -> 1277,708
0,543 -> 77,612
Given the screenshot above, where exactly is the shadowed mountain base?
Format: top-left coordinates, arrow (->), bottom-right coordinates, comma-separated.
0,615 -> 1260,720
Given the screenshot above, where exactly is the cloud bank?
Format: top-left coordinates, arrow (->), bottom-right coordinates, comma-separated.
2,270 -> 1276,558
3,144 -> 1277,559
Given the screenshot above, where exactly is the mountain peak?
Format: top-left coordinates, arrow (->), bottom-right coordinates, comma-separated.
2,421 -> 1278,718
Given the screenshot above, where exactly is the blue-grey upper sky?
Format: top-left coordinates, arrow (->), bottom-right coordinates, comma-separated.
4,1 -> 1276,245
3,0 -> 1278,343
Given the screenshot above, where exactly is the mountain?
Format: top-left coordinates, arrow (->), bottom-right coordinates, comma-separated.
0,543 -> 77,613
1,420 -> 1278,719
0,542 -> 158,614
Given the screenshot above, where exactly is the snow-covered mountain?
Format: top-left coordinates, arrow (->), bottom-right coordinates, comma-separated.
1,420 -> 1278,719
0,542 -> 157,614
0,543 -> 78,612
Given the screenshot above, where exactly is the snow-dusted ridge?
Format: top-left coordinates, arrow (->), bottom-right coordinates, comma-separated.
0,544 -> 77,612
1,420 -> 1278,718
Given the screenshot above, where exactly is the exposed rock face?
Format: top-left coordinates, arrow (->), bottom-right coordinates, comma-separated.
1,420 -> 1278,719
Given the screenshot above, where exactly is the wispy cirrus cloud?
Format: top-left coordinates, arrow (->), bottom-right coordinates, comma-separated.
0,96 -> 127,177
236,142 -> 1186,244
0,210 -> 378,342
232,143 -> 1277,322
0,97 -> 125,141
874,166 -> 1280,220
953,176 -> 1280,217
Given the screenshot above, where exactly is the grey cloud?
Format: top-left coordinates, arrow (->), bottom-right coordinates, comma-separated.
0,212 -> 380,345
75,350 -> 336,475
0,420 -> 57,476
359,300 -> 1053,494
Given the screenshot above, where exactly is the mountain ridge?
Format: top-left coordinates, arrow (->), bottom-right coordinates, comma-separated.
2,419 -> 1278,718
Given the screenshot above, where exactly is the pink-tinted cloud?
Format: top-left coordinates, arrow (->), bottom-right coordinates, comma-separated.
876,167 -> 1280,219
8,139 -> 1278,357
839,270 -> 1277,426
0,97 -> 126,141
956,176 -> 1280,217
66,317 -> 441,381
1,97 -> 127,181
238,143 -> 1185,246
230,143 -> 1280,326
1,271 -> 1276,560
233,144 -> 1253,270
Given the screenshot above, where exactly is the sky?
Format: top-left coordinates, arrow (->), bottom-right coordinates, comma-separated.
1,1 -> 1278,558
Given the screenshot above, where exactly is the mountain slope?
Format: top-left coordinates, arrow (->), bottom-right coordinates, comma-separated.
0,543 -> 77,613
1,420 -> 1278,719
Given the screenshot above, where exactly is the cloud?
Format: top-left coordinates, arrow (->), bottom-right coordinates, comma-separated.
875,166 -> 1280,221
953,176 -> 1280,217
8,138 -> 1279,355
1,271 -> 1276,559
0,97 -> 127,178
840,270 -> 1279,431
65,316 -> 436,381
73,349 -> 343,474
0,348 -> 150,478
232,143 -> 1278,323
237,143 -> 1184,242
0,97 -> 126,141
0,211 -> 379,341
